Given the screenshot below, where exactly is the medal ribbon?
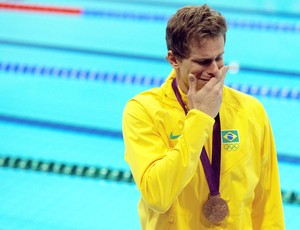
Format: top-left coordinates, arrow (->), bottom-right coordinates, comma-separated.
172,78 -> 221,196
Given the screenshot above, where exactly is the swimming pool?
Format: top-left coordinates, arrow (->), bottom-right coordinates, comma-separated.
0,0 -> 300,229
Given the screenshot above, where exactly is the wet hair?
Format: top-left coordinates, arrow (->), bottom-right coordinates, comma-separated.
166,4 -> 227,60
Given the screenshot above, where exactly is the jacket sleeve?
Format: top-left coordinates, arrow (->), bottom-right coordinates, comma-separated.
122,99 -> 214,213
251,107 -> 285,229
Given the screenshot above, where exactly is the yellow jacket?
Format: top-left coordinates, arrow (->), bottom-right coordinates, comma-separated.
122,70 -> 285,229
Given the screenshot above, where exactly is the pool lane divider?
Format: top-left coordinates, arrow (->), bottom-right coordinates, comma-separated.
0,154 -> 134,183
2,38 -> 300,78
1,39 -> 300,79
0,2 -> 81,14
0,62 -> 299,100
0,2 -> 299,33
0,154 -> 299,205
76,0 -> 300,20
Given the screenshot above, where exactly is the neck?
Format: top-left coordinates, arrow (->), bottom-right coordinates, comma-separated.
176,77 -> 188,95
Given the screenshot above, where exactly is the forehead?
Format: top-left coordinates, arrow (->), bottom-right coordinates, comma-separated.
189,36 -> 225,58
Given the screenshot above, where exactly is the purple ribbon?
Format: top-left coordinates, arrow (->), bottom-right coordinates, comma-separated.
172,78 -> 221,196
171,78 -> 188,114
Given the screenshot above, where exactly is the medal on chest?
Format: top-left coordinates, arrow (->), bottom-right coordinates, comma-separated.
203,194 -> 229,224
200,114 -> 229,224
172,78 -> 229,224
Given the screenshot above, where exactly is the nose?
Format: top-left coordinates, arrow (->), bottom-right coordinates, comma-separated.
206,61 -> 219,76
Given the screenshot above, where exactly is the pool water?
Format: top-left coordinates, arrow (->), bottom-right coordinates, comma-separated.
0,0 -> 300,229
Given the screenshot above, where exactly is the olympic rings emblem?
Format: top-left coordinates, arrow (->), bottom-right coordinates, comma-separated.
224,144 -> 239,151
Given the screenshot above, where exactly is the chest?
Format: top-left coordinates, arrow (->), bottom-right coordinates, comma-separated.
157,107 -> 261,176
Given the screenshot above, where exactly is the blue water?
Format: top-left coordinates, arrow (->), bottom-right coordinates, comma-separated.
0,0 -> 300,229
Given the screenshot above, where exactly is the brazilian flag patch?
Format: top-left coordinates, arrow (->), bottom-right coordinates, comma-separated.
221,130 -> 240,144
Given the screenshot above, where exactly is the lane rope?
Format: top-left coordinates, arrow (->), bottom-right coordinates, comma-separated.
0,2 -> 299,33
0,2 -> 81,14
0,154 -> 134,183
71,0 -> 300,20
1,39 -> 300,80
0,154 -> 298,205
0,62 -> 299,100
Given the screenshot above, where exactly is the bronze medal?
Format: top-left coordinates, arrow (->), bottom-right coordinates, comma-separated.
203,195 -> 229,224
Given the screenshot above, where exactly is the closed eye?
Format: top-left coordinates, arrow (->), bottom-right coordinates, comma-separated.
194,55 -> 223,66
196,60 -> 212,66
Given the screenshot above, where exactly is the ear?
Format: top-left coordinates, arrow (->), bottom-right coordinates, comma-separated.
166,50 -> 180,69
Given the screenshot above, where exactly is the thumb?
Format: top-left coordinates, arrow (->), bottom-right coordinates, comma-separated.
188,74 -> 196,93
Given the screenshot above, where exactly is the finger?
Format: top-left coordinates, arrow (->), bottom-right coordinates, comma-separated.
188,74 -> 197,93
210,66 -> 228,91
215,66 -> 229,92
219,65 -> 229,83
205,65 -> 228,87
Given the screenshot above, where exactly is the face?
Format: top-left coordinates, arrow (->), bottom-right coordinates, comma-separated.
168,35 -> 225,94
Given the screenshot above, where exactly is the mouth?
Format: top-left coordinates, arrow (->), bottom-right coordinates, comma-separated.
196,77 -> 210,81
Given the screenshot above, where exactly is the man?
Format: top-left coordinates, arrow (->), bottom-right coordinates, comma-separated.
122,4 -> 284,229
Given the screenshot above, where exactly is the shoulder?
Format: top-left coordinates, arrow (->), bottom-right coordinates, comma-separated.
222,86 -> 267,118
133,87 -> 161,102
126,70 -> 176,110
123,87 -> 164,117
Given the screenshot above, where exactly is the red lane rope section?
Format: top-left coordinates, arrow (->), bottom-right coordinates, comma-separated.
0,2 -> 81,14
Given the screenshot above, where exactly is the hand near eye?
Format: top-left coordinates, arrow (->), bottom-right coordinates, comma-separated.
187,65 -> 229,118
